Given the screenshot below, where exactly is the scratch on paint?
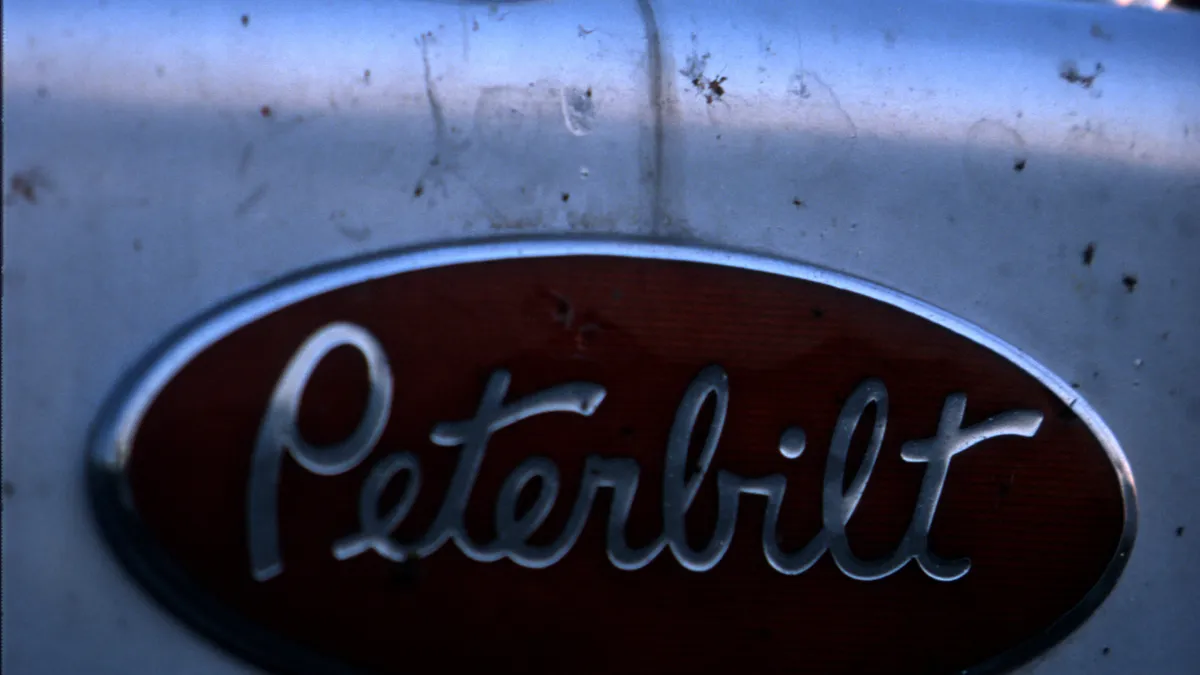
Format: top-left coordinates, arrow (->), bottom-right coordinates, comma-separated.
414,33 -> 455,199
421,34 -> 448,144
636,0 -> 667,236
235,184 -> 269,216
460,10 -> 470,62
411,33 -> 500,217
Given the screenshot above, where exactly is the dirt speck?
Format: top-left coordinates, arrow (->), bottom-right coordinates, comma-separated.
2,481 -> 14,498
551,292 -> 574,327
363,69 -> 371,84
575,323 -> 600,351
561,192 -> 570,203
413,182 -> 425,198
1176,526 -> 1185,537
259,105 -> 273,118
792,198 -> 806,208
6,169 -> 56,206
680,50 -> 726,106
7,173 -> 41,204
811,308 -> 825,319
709,75 -> 727,98
578,25 -> 595,37
1121,274 -> 1138,293
1012,158 -> 1027,172
473,19 -> 480,32
132,238 -> 143,252
241,14 -> 249,27
36,86 -> 49,98
1082,242 -> 1096,266
1102,647 -> 1111,656
1090,23 -> 1112,41
1060,61 -> 1104,89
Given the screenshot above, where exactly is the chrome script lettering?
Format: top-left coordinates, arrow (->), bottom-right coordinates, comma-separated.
249,323 -> 1044,583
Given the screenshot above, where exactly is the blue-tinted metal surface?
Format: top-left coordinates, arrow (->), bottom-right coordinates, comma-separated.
3,0 -> 1199,673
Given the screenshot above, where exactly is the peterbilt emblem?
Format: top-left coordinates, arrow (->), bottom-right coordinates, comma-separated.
90,239 -> 1135,675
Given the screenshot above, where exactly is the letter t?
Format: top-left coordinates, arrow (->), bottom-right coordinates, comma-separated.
900,394 -> 1044,581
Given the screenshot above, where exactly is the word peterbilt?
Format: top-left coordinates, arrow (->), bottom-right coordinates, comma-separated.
249,322 -> 1045,584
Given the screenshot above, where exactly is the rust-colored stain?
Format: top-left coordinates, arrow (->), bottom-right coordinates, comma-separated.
122,256 -> 1126,675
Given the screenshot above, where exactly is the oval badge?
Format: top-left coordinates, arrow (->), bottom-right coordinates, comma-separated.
90,239 -> 1135,675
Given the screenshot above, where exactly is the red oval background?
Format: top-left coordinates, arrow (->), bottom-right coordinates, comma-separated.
113,251 -> 1129,675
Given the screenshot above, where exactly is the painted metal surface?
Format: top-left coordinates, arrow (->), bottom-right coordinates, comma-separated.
2,0 -> 1198,673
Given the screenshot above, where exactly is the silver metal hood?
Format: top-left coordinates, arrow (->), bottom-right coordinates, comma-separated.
3,0 -> 1198,672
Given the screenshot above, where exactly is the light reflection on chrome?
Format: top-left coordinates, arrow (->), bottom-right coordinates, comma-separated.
249,323 -> 1043,583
